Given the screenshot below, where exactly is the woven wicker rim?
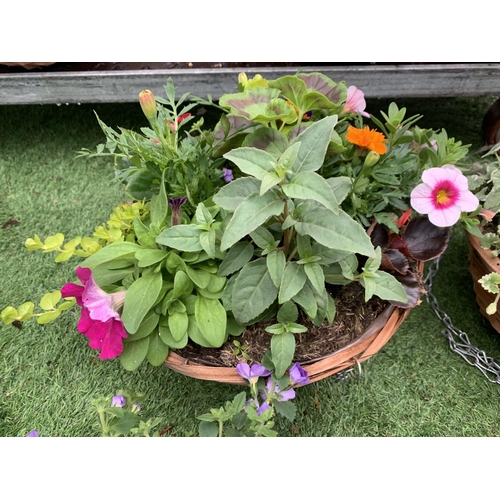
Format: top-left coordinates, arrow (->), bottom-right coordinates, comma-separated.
466,231 -> 500,333
164,261 -> 424,385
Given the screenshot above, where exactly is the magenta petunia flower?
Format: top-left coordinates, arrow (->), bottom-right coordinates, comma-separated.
343,85 -> 370,118
62,267 -> 128,359
410,165 -> 479,227
236,363 -> 273,385
289,362 -> 311,386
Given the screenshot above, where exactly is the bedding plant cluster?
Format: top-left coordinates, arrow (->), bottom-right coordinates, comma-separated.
1,72 -> 482,435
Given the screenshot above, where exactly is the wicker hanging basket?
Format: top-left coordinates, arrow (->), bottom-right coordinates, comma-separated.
164,261 -> 424,385
466,231 -> 500,333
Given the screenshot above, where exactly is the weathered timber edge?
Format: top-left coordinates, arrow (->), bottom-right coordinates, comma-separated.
1,64 -> 500,105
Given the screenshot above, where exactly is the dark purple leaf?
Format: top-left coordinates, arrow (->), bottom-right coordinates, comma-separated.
403,216 -> 451,262
370,224 -> 389,250
388,270 -> 424,309
381,249 -> 410,275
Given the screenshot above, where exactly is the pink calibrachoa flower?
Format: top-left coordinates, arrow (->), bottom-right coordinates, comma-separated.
410,165 -> 479,227
61,267 -> 128,359
343,85 -> 370,118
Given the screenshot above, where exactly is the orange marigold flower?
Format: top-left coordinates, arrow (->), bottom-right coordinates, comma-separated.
346,125 -> 387,155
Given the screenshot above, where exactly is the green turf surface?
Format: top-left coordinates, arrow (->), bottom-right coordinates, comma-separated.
2,94 -> 500,437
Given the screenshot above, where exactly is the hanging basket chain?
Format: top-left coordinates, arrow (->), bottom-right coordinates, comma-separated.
424,255 -> 500,384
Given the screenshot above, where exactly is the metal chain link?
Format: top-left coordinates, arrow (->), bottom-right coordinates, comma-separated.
424,255 -> 500,384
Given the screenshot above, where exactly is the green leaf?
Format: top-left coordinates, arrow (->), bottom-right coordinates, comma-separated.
82,242 -> 141,269
168,311 -> 189,341
279,262 -> 308,304
266,250 -> 286,288
260,171 -> 282,196
295,206 -> 375,258
1,306 -> 18,325
150,174 -> 169,228
361,271 -> 408,303
40,290 -> 62,311
135,249 -> 169,268
44,233 -> 64,251
304,262 -> 325,294
173,270 -> 194,298
277,301 -> 299,323
283,171 -> 339,214
126,170 -> 155,199
220,191 -> 284,251
212,177 -> 260,211
186,316 -> 215,348
186,266 -> 211,289
291,116 -> 338,173
37,310 -> 62,324
274,400 -> 297,422
223,147 -> 276,180
121,271 -> 164,334
199,230 -> 216,259
120,336 -> 150,371
271,331 -> 295,377
292,283 -> 317,319
232,258 -> 278,324
146,330 -> 170,366
17,302 -> 35,321
195,296 -> 227,347
218,242 -> 254,277
156,225 -> 203,252
129,310 -> 160,340
250,227 -> 276,249
92,261 -> 135,287
199,421 -> 219,437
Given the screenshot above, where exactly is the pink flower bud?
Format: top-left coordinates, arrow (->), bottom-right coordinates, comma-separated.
138,90 -> 157,121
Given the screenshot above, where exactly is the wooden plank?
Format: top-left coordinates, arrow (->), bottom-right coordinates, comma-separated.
1,64 -> 500,105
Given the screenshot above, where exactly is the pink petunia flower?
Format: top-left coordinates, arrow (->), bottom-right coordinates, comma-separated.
343,85 -> 370,118
61,267 -> 128,359
410,165 -> 479,227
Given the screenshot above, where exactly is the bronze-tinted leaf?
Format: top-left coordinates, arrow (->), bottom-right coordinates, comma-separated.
388,270 -> 423,309
381,249 -> 409,275
403,216 -> 451,262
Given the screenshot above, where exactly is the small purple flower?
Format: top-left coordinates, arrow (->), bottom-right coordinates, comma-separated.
289,362 -> 311,386
168,196 -> 187,226
132,403 -> 141,413
236,363 -> 273,385
256,401 -> 271,416
111,395 -> 126,407
222,167 -> 234,183
26,430 -> 39,437
260,378 -> 295,402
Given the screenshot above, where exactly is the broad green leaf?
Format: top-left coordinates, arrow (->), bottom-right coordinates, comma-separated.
291,116 -> 338,173
292,283 -> 318,319
242,127 -> 289,157
279,262 -> 308,304
274,400 -> 297,422
195,296 -> 227,347
156,224 -> 203,252
82,242 -> 141,269
271,332 -> 295,378
168,310 -> 189,341
220,191 -> 284,251
304,262 -> 325,294
295,206 -> 375,257
1,306 -> 18,324
361,271 -> 408,303
92,261 -> 134,287
150,180 -> 169,229
218,242 -> 254,277
173,270 -> 194,298
120,336 -> 150,371
37,310 -> 61,324
212,177 -> 260,211
136,249 -> 169,268
186,316 -> 215,348
232,258 -> 278,324
223,147 -> 276,180
199,421 -> 219,437
40,290 -> 62,311
43,233 -> 64,251
121,271 -> 164,334
250,227 -> 276,250
199,230 -> 216,259
146,330 -> 170,366
126,170 -> 155,200
159,321 -> 189,348
260,171 -> 282,196
128,310 -> 159,340
186,266 -> 211,289
277,301 -> 299,323
219,87 -> 281,120
18,302 -> 35,321
266,250 -> 286,288
283,170 -> 339,214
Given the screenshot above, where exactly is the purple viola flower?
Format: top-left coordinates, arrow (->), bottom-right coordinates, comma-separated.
236,363 -> 273,385
289,362 -> 311,386
132,403 -> 141,413
168,196 -> 187,226
111,395 -> 126,407
256,401 -> 271,416
260,378 -> 295,402
222,167 -> 234,183
26,430 -> 39,437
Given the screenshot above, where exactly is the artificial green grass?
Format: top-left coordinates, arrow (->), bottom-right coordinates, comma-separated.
2,94 -> 500,437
